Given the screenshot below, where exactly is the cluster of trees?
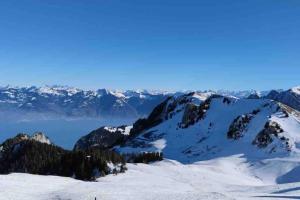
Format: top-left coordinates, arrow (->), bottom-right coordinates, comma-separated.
0,140 -> 126,181
125,152 -> 163,164
60,148 -> 126,180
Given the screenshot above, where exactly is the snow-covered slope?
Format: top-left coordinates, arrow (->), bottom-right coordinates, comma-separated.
117,93 -> 299,161
2,158 -> 300,200
111,92 -> 300,184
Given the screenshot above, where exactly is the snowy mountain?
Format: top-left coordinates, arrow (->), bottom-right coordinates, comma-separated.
0,85 -> 170,119
214,89 -> 270,98
0,85 -> 275,121
266,86 -> 300,111
2,85 -> 293,121
114,92 -> 300,163
1,90 -> 300,199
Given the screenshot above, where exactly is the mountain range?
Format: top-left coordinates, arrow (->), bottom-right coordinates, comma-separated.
0,85 -> 169,120
1,85 -> 299,121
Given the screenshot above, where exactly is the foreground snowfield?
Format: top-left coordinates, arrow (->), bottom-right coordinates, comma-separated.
1,157 -> 300,200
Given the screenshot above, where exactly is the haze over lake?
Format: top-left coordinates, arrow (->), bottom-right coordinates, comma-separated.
0,118 -> 134,149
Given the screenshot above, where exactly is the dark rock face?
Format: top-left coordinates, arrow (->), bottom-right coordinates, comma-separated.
129,97 -> 171,138
74,126 -> 130,151
266,90 -> 280,99
0,134 -> 126,181
180,98 -> 211,128
181,103 -> 199,128
247,93 -> 260,99
227,114 -> 254,139
252,121 -> 290,151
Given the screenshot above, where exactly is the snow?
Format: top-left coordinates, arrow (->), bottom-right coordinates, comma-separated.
191,92 -> 213,104
292,86 -> 300,95
2,157 -> 300,200
38,85 -> 82,96
117,97 -> 279,162
104,126 -> 133,135
114,95 -> 300,188
123,126 -> 133,135
110,90 -> 126,98
38,86 -> 62,96
31,132 -> 52,145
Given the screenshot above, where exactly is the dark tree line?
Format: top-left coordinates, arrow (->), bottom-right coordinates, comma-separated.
124,152 -> 163,164
0,140 -> 126,181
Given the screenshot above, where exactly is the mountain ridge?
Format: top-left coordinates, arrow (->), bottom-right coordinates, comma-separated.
0,85 -> 299,121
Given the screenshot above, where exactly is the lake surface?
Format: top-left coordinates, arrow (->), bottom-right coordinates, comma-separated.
0,118 -> 134,149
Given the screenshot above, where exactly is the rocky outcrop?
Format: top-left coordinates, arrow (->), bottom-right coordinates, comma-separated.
74,126 -> 132,151
180,97 -> 212,128
227,114 -> 254,139
31,132 -> 51,144
129,97 -> 171,138
247,93 -> 260,99
252,121 -> 290,151
0,132 -> 51,154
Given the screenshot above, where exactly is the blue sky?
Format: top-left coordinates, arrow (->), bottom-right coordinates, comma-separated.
0,0 -> 299,91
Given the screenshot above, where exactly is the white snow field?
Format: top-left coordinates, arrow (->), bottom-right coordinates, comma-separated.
1,157 -> 300,200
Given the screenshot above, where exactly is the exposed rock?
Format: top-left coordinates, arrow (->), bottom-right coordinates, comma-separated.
252,121 -> 290,151
129,97 -> 171,138
180,97 -> 211,128
227,114 -> 253,139
266,87 -> 300,111
0,132 -> 51,155
247,93 -> 260,99
181,103 -> 199,128
31,132 -> 51,144
74,126 -> 132,151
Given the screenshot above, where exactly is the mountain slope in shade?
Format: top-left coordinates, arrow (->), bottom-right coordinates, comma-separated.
73,125 -> 132,151
266,86 -> 300,111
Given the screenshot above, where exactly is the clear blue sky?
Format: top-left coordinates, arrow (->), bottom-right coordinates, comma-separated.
0,0 -> 299,91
